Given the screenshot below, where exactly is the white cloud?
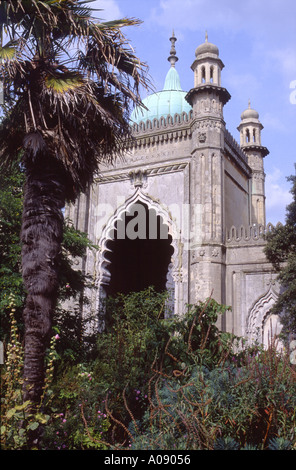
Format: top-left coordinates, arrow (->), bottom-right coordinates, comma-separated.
265,168 -> 292,223
267,48 -> 296,81
149,0 -> 243,33
90,0 -> 122,22
146,0 -> 296,115
223,71 -> 260,96
261,113 -> 287,132
149,0 -> 296,37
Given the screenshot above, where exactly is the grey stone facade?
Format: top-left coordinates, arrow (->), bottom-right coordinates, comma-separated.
66,34 -> 282,347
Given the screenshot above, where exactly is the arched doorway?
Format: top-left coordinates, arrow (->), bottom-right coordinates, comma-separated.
104,202 -> 174,296
96,190 -> 184,318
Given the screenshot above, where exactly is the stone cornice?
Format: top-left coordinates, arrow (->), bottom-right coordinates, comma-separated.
128,111 -> 193,148
186,85 -> 231,106
95,161 -> 189,185
241,144 -> 270,158
226,222 -> 282,246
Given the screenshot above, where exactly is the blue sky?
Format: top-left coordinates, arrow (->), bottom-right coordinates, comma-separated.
93,0 -> 296,225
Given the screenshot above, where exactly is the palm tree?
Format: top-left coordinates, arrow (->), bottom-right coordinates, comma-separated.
0,0 -> 149,406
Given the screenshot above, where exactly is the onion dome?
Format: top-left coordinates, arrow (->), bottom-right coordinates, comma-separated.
237,100 -> 269,156
130,32 -> 192,124
240,100 -> 260,121
195,31 -> 219,57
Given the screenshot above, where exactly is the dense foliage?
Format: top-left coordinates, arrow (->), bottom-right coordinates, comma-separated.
0,0 -> 149,406
0,162 -> 24,336
1,289 -> 295,450
0,160 -> 96,347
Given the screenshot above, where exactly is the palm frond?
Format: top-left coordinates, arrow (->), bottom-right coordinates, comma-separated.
0,41 -> 17,60
0,0 -> 151,200
45,70 -> 84,93
96,18 -> 143,30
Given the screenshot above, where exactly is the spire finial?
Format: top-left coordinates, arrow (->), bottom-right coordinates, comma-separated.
248,99 -> 251,109
205,30 -> 208,42
168,30 -> 178,67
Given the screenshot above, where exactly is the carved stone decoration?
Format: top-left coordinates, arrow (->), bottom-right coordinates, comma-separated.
266,278 -> 276,288
226,223 -> 273,245
246,286 -> 279,345
191,248 -> 206,264
198,132 -> 207,143
129,169 -> 148,189
172,268 -> 183,283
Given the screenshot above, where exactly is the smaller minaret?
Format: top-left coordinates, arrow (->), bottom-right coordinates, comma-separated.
237,101 -> 269,226
186,32 -> 231,117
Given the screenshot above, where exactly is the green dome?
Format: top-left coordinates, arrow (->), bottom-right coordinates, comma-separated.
131,66 -> 192,124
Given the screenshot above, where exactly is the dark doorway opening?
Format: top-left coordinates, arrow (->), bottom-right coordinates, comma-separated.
104,202 -> 174,296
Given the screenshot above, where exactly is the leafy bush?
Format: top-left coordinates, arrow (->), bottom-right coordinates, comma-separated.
42,364 -> 110,450
129,346 -> 296,450
0,297 -> 110,450
1,295 -> 58,449
41,289 -> 232,448
2,288 -> 295,450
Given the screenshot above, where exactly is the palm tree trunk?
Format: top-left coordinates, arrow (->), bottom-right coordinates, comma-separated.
21,160 -> 65,406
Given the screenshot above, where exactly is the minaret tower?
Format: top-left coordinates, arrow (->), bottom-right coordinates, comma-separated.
186,33 -> 231,306
187,31 -> 231,114
237,101 -> 269,226
186,33 -> 231,243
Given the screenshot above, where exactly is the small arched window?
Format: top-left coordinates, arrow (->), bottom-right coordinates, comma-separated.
210,66 -> 214,83
201,66 -> 206,83
246,128 -> 250,143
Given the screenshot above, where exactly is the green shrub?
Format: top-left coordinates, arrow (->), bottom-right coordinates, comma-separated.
3,288 -> 295,450
45,289 -> 232,448
42,364 -> 110,450
1,295 -> 58,449
129,346 -> 296,450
